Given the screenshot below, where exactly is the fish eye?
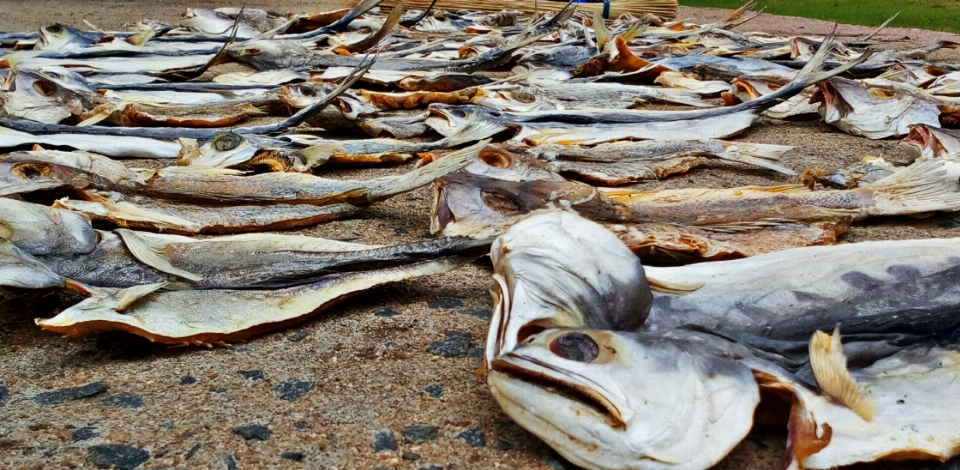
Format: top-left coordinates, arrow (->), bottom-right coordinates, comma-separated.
213,133 -> 243,151
11,163 -> 51,180
550,332 -> 600,362
480,191 -> 520,215
46,24 -> 63,34
512,92 -> 536,104
867,88 -> 896,99
243,48 -> 262,56
478,150 -> 510,168
33,79 -> 58,97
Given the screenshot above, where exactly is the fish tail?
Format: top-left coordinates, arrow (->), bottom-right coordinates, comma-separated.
859,160 -> 960,216
441,115 -> 504,148
718,142 -> 798,175
366,139 -> 489,202
741,28 -> 873,113
809,326 -> 875,421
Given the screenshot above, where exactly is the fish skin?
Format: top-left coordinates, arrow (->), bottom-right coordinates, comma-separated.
0,197 -> 97,256
38,229 -> 491,289
36,256 -> 473,344
54,190 -> 361,235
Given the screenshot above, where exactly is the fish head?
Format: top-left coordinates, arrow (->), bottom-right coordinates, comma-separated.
488,327 -> 760,470
901,124 -> 960,160
226,39 -> 309,69
431,173 -> 598,237
0,242 -> 65,289
728,75 -> 786,103
186,132 -> 258,168
463,144 -> 561,182
0,69 -> 88,124
279,82 -> 339,109
812,77 -> 940,138
0,150 -> 125,196
486,211 -> 652,366
35,23 -> 101,50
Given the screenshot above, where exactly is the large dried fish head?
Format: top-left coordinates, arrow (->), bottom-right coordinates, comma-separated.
0,197 -> 96,255
813,78 -> 941,139
0,241 -> 65,289
488,328 -> 760,470
486,211 -> 651,366
0,69 -> 90,124
0,149 -> 128,196
35,23 -> 103,50
462,144 -> 561,182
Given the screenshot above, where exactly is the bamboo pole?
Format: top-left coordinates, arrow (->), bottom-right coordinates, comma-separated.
382,0 -> 678,19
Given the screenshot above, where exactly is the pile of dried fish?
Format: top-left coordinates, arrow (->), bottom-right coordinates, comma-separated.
3,0 -> 960,467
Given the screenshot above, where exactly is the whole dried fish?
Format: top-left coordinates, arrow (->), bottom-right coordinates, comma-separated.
0,140 -> 487,204
523,139 -> 796,185
38,229 -> 490,289
54,190 -> 361,234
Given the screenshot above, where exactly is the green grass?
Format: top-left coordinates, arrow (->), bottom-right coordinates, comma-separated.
678,0 -> 960,33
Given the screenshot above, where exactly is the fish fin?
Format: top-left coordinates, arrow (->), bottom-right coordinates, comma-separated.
645,276 -> 705,294
117,229 -> 204,282
592,10 -> 610,50
177,138 -> 202,166
367,139 -> 489,202
858,160 -> 960,215
441,114 -> 504,147
127,26 -> 157,46
61,198 -> 202,232
620,22 -> 647,42
809,326 -> 875,421
256,14 -> 301,40
76,109 -> 113,127
113,282 -> 168,312
859,12 -> 899,41
718,142 -> 798,175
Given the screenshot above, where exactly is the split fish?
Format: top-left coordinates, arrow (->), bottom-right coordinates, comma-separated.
37,256 -> 472,345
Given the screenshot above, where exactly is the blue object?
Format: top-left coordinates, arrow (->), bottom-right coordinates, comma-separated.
602,0 -> 611,19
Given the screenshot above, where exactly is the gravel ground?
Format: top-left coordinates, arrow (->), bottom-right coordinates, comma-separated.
2,2 -> 960,470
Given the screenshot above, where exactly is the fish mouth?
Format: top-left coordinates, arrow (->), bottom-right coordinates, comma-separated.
900,125 -> 933,159
490,353 -> 632,428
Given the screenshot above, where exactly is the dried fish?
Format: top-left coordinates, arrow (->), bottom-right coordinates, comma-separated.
54,190 -> 360,234
0,140 -> 488,204
37,256 -> 471,344
38,229 -> 490,289
0,197 -> 96,255
901,124 -> 960,160
813,77 -> 943,138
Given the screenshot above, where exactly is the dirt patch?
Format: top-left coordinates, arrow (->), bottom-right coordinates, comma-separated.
1,2 -> 959,470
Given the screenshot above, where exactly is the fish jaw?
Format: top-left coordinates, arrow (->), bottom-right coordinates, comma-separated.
899,124 -> 938,160
488,328 -> 761,470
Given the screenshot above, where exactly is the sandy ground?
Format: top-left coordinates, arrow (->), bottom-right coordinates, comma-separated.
2,2 -> 960,470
